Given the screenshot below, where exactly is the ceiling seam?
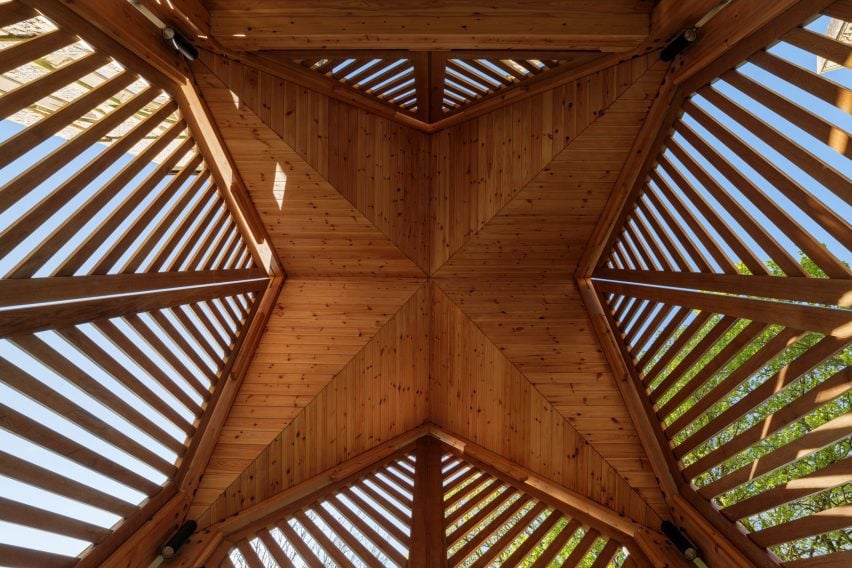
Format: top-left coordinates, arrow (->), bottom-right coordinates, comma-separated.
193,279 -> 429,524
195,53 -> 431,278
431,51 -> 663,279
430,278 -> 665,526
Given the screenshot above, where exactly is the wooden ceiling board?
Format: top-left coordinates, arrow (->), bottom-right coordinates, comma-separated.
430,55 -> 656,273
435,277 -> 668,519
195,283 -> 431,527
192,61 -> 426,278
187,277 -> 423,518
429,283 -> 662,528
197,51 -> 432,273
435,58 -> 668,279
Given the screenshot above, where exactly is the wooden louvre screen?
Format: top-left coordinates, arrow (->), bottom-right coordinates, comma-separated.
219,442 -> 633,567
222,451 -> 417,567
593,2 -> 851,566
441,450 -> 630,567
282,52 -> 593,121
0,1 -> 269,565
441,57 -> 566,114
298,56 -> 418,114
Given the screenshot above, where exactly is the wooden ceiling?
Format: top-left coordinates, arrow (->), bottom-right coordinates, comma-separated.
186,49 -> 670,531
1,0 -> 850,567
131,0 -> 706,127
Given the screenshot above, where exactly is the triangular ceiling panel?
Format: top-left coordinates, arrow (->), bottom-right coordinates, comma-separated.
192,57 -> 426,278
189,277 -> 424,518
429,283 -> 662,528
593,3 -> 851,566
194,283 -> 430,527
195,51 -> 431,275
429,54 -> 661,273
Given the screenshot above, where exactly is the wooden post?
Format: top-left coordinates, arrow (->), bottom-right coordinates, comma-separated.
429,52 -> 447,123
413,52 -> 432,123
410,436 -> 447,567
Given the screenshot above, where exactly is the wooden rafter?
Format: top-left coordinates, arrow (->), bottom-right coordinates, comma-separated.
207,0 -> 651,52
0,272 -> 266,337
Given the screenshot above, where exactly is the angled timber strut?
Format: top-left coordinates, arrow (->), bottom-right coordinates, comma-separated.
0,1 -> 849,567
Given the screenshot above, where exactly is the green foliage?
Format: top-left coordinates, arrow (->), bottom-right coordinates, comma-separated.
629,254 -> 851,563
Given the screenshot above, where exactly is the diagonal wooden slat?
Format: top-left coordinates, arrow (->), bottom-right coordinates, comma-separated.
0,275 -> 266,337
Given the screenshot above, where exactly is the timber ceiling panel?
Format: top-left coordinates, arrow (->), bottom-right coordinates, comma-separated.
430,283 -> 662,528
196,284 -> 431,528
593,3 -> 852,566
197,51 -> 432,274
193,60 -> 426,278
0,2 -> 275,565
189,42 -> 670,529
188,277 -> 423,518
430,55 -> 658,272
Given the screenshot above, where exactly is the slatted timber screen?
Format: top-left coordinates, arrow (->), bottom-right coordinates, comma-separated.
441,57 -> 563,114
0,1 -> 268,564
441,451 -> 630,567
220,445 -> 633,567
594,3 -> 851,565
223,451 -> 417,567
298,56 -> 417,114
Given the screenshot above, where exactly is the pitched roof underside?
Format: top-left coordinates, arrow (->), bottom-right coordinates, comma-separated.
0,0 -> 850,567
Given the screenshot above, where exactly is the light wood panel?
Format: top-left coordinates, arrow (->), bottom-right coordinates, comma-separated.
430,58 -> 670,517
188,278 -> 423,518
430,55 -> 659,273
435,278 -> 668,519
429,283 -> 662,528
196,52 -> 431,273
196,284 -> 430,527
208,0 -> 653,52
193,61 -> 424,277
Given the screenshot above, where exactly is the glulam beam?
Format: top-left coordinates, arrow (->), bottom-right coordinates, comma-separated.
207,0 -> 650,52
596,268 -> 852,307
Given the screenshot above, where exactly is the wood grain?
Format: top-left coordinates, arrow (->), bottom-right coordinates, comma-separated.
430,283 -> 662,528
195,52 -> 431,273
194,284 -> 430,525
